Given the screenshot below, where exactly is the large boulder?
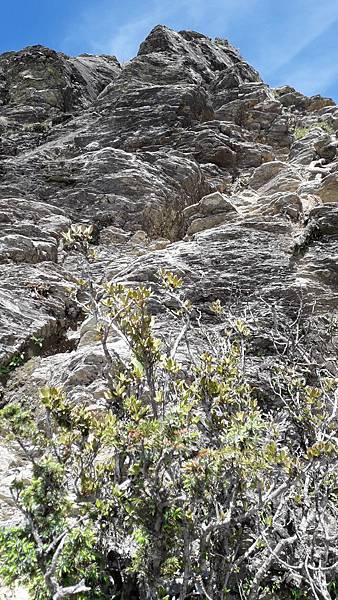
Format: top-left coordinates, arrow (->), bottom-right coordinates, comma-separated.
316,173 -> 338,203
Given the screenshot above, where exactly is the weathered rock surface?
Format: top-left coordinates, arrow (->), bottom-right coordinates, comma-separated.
0,27 -> 338,567
183,191 -> 238,233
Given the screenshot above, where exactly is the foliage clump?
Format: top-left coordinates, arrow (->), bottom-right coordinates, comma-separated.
0,233 -> 337,600
293,121 -> 335,140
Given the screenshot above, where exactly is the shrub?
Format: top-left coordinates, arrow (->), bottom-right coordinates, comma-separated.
293,126 -> 310,140
0,227 -> 337,600
293,121 -> 334,140
23,121 -> 52,134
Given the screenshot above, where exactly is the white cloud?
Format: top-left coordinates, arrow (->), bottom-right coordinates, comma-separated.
95,15 -> 156,59
249,0 -> 338,75
105,1 -> 175,59
269,37 -> 338,96
284,63 -> 338,96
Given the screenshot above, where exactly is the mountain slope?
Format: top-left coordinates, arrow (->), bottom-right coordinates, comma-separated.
0,25 -> 338,599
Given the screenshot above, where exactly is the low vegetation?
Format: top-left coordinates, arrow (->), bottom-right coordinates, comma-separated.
0,227 -> 337,600
293,121 -> 334,140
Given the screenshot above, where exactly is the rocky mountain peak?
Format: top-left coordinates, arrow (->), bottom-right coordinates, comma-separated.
0,23 -> 336,367
0,25 -> 337,599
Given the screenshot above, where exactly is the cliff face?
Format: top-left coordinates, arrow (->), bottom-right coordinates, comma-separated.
0,24 -> 337,527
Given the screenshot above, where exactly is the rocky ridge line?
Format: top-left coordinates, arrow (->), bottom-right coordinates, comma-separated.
0,25 -> 338,552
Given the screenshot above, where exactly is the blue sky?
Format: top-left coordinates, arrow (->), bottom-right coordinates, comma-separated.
1,0 -> 338,100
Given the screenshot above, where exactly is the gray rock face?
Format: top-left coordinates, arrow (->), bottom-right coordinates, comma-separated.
0,45 -> 121,121
183,191 -> 238,234
0,197 -> 70,263
0,28 -> 338,563
0,261 -> 78,363
0,22 -> 336,363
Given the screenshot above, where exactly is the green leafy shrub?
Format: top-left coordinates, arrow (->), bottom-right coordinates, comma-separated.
293,121 -> 334,140
23,121 -> 51,134
0,272 -> 337,600
0,352 -> 25,377
293,126 -> 310,140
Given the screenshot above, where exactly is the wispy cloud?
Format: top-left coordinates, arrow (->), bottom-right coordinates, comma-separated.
267,15 -> 338,96
280,62 -> 338,96
246,0 -> 338,75
103,1 -> 176,59
92,14 -> 156,59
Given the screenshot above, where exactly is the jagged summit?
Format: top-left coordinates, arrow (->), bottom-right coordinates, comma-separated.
0,20 -> 337,473
0,24 -> 338,600
138,24 -> 243,61
0,24 -> 337,366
